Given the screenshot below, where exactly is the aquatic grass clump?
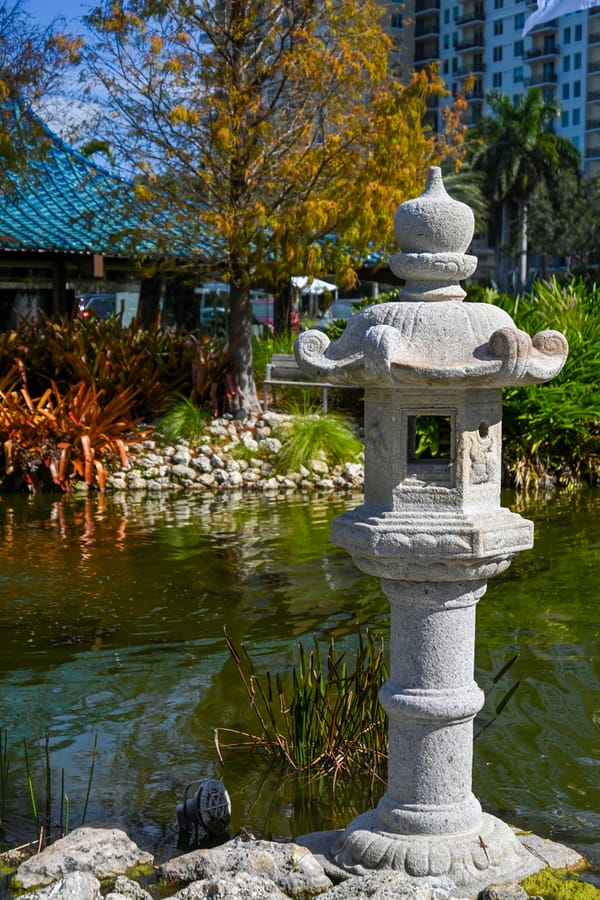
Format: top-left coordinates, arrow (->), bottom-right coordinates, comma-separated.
273,411 -> 363,473
156,396 -> 210,447
216,628 -> 388,783
0,731 -> 97,850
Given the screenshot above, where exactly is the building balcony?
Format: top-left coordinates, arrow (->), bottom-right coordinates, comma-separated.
586,118 -> 600,130
415,51 -> 441,65
456,63 -> 486,75
587,89 -> 600,100
525,45 -> 559,59
454,38 -> 484,51
416,23 -> 441,37
524,72 -> 558,85
455,10 -> 485,25
415,0 -> 440,13
589,29 -> 600,43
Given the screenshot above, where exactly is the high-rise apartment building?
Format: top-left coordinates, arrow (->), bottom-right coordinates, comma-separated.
381,0 -> 600,173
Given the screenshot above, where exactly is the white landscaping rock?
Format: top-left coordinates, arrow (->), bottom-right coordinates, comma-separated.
105,874 -> 155,899
19,871 -> 102,899
170,873 -> 290,899
319,871 -> 433,900
16,827 -> 154,889
159,837 -> 332,897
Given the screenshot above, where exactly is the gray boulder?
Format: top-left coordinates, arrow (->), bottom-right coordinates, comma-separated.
319,871 -> 433,900
159,837 -> 332,896
16,827 -> 154,889
104,874 -> 155,900
170,873 -> 289,898
19,871 -> 102,899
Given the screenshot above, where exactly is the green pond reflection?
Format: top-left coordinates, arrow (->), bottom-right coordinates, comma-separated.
0,489 -> 598,861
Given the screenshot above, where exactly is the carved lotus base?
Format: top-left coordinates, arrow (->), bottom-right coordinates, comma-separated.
332,812 -> 542,890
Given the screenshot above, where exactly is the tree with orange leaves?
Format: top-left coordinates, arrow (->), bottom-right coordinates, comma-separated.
85,0 -> 467,414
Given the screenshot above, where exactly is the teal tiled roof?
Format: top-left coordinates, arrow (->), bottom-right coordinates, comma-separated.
0,112 -> 150,255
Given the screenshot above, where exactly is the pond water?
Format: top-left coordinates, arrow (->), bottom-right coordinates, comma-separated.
0,488 -> 598,864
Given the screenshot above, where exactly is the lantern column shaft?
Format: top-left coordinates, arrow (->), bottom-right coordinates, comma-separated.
376,579 -> 485,836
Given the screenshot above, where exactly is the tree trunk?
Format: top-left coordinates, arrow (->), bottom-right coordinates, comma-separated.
498,198 -> 512,293
517,200 -> 528,295
138,275 -> 163,327
228,257 -> 262,415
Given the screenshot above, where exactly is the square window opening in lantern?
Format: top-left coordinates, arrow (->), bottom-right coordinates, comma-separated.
406,414 -> 455,485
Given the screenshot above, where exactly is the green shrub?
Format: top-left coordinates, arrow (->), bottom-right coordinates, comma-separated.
474,277 -> 600,489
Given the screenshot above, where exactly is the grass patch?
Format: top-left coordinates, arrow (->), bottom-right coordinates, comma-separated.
156,396 -> 210,447
273,411 -> 363,473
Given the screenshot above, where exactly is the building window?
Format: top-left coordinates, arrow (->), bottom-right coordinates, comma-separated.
563,54 -> 571,71
573,108 -> 580,125
444,9 -> 450,23
391,13 -> 403,27
453,5 -> 459,19
561,110 -> 569,127
493,45 -> 503,61
494,0 -> 503,8
574,80 -> 581,97
562,82 -> 570,100
514,39 -> 524,56
494,20 -> 503,34
575,23 -> 582,40
493,71 -> 503,87
563,26 -> 571,43
514,11 -> 525,28
573,136 -> 580,150
443,59 -> 449,73
444,34 -> 450,48
574,51 -> 582,68
514,66 -> 523,82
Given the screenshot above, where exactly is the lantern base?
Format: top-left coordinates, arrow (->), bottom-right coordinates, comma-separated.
300,813 -> 545,894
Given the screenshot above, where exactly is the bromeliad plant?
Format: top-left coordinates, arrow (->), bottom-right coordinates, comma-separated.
216,628 -> 388,783
0,374 -> 137,492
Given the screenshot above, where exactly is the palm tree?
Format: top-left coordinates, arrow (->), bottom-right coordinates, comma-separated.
467,89 -> 581,293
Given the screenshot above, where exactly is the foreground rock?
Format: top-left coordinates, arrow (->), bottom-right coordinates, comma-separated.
11,826 -> 594,900
14,827 -> 153,890
159,837 -> 333,896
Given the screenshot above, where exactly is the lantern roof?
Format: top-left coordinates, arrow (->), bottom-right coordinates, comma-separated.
295,168 -> 567,389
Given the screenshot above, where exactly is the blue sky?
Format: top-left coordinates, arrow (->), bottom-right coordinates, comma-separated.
24,0 -> 92,28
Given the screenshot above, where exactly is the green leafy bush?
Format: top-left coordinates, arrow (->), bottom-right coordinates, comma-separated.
473,278 -> 600,489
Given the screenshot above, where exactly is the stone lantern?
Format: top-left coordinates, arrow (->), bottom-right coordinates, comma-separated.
295,168 -> 568,892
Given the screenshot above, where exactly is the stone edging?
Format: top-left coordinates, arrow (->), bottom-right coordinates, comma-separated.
103,412 -> 365,496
